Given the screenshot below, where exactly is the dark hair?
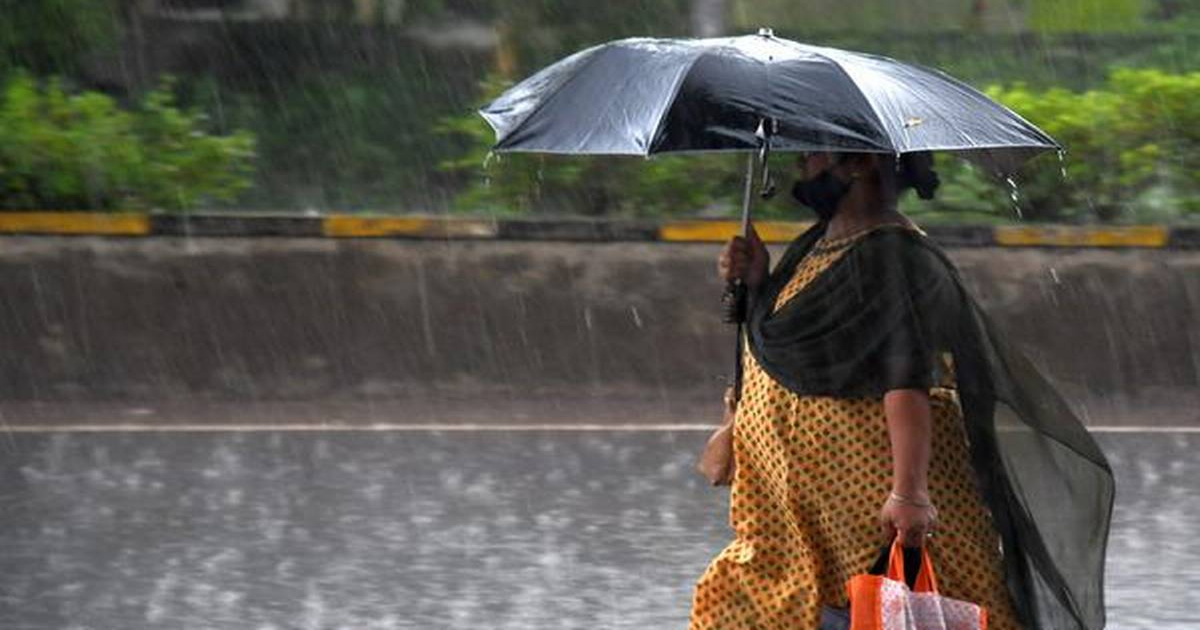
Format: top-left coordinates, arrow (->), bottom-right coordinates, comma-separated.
895,151 -> 940,200
819,151 -> 941,200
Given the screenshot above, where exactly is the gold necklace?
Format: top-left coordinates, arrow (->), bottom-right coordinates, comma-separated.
820,221 -> 919,246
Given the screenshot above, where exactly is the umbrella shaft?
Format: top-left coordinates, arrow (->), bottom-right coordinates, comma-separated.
740,151 -> 755,238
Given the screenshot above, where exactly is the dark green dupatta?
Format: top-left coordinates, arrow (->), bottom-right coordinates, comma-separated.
745,223 -> 1115,630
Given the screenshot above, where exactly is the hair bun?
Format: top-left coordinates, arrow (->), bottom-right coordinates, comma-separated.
899,152 -> 940,200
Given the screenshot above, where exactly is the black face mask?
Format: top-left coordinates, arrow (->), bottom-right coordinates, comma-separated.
791,169 -> 851,222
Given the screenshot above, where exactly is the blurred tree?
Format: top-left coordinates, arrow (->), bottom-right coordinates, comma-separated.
915,68 -> 1200,223
964,0 -> 989,31
0,72 -> 256,211
0,0 -> 122,78
731,0 -> 987,32
1149,0 -> 1185,19
0,0 -> 183,91
291,0 -> 355,21
486,2 -> 691,91
157,0 -> 241,9
1145,0 -> 1200,30
1029,0 -> 1147,32
691,0 -> 728,37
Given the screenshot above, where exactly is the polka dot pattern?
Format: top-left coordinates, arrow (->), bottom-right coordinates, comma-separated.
689,227 -> 1025,630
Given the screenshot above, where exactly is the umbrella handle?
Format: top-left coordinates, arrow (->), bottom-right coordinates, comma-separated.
726,119 -> 773,325
721,279 -> 747,324
720,119 -> 773,397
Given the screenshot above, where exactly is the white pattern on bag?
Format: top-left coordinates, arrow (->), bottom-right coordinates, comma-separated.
872,578 -> 986,630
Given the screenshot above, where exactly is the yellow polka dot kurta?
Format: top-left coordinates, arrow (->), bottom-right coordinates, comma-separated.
689,227 -> 1024,630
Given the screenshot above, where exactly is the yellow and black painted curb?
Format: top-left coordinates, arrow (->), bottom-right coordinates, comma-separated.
0,212 -> 151,236
0,212 -> 1195,248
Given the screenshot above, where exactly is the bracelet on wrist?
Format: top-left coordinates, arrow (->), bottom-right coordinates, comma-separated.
888,490 -> 933,508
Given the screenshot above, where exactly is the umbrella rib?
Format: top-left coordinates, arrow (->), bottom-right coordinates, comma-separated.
574,44 -> 702,154
773,41 -> 897,154
900,61 -> 1046,156
777,40 -> 1057,158
896,70 -> 982,152
485,44 -> 611,148
911,61 -> 1061,149
645,49 -> 708,156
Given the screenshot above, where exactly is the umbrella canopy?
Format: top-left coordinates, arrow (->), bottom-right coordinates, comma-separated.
480,29 -> 1059,176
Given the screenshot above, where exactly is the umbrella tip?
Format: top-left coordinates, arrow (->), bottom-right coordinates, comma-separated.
757,27 -> 774,38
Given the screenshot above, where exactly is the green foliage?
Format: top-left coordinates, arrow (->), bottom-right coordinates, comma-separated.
0,0 -> 120,77
177,62 -> 481,211
922,68 -> 1200,223
0,72 -> 256,211
732,0 -> 981,32
1030,0 -> 1147,33
1147,0 -> 1200,31
132,77 -> 258,211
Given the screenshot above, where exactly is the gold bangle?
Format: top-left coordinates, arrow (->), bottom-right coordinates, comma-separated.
888,491 -> 933,508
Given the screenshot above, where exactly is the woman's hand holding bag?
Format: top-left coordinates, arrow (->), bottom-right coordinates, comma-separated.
846,539 -> 988,630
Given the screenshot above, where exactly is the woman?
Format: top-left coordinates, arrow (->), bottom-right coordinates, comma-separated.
689,151 -> 1114,630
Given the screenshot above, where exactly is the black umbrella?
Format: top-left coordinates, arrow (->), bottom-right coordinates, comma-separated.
478,28 -> 1061,394
479,27 -> 1062,266
480,28 -> 1059,173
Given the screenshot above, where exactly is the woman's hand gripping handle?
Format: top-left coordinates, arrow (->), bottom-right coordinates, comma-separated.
717,224 -> 769,323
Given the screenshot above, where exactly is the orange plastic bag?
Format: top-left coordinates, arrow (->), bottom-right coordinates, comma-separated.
846,540 -> 988,630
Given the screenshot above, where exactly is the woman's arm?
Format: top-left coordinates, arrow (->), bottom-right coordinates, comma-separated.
884,389 -> 932,499
879,388 -> 938,547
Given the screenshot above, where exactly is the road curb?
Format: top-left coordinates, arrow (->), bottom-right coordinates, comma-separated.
0,212 -> 1192,248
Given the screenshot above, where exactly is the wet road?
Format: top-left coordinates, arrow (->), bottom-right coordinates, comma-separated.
0,429 -> 1194,629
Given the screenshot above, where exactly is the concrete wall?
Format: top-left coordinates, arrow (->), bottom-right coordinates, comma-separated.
0,236 -> 1195,424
